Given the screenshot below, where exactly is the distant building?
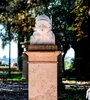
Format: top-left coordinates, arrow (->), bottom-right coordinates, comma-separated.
0,56 -> 17,67
2,55 -> 9,65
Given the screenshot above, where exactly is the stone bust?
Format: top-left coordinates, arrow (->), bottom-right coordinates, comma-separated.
30,15 -> 55,45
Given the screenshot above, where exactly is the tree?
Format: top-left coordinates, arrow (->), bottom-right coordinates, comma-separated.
70,0 -> 89,41
70,0 -> 90,79
0,0 -> 74,70
0,0 -> 89,79
0,0 -> 36,70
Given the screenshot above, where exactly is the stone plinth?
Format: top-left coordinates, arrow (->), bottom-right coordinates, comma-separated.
24,45 -> 61,100
24,45 -> 57,51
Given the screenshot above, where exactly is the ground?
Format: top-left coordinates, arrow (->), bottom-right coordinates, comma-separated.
0,81 -> 28,100
59,80 -> 90,100
0,80 -> 90,100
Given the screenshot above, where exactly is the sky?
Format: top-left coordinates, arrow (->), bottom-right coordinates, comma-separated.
0,25 -> 18,59
0,40 -> 18,58
65,47 -> 75,58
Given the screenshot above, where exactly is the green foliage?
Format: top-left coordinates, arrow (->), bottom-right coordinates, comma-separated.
64,61 -> 73,70
7,74 -> 22,81
0,0 -> 35,47
68,26 -> 76,31
0,0 -> 76,45
70,0 -> 89,41
0,0 -> 89,45
0,0 -> 77,70
6,74 -> 27,82
64,58 -> 74,71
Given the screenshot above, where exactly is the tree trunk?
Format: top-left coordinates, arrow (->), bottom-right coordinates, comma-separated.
74,37 -> 90,80
18,40 -> 23,71
22,53 -> 28,80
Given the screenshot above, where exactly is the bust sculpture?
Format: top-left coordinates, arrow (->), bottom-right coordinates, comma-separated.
30,15 -> 55,45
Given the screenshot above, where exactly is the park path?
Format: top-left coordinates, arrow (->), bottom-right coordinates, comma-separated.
0,81 -> 28,100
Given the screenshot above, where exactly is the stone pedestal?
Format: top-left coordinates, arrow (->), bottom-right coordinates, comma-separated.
24,45 -> 61,100
22,53 -> 28,80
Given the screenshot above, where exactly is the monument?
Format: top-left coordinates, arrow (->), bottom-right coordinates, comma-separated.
23,15 -> 61,100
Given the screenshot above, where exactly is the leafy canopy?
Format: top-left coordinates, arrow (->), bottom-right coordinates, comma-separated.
0,0 -> 89,48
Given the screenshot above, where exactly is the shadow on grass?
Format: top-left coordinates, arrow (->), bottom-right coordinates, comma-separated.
59,89 -> 86,100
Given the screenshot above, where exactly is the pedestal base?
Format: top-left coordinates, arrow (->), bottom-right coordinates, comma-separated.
25,51 -> 61,100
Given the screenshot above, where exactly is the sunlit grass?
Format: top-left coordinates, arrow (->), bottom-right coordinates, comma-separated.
6,74 -> 27,82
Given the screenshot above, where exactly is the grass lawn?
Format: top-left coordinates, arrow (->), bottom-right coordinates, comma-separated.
59,89 -> 86,100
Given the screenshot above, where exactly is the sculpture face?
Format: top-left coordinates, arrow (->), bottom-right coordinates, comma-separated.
35,20 -> 51,34
30,15 -> 55,45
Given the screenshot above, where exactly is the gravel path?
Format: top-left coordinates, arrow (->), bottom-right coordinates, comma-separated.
0,81 -> 28,100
